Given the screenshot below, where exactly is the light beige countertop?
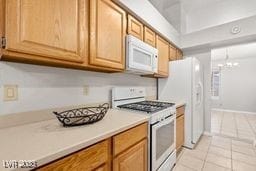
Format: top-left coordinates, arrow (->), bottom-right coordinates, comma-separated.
174,102 -> 186,108
0,109 -> 150,171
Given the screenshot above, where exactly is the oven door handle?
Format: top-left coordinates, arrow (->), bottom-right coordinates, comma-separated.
151,114 -> 176,129
151,120 -> 160,126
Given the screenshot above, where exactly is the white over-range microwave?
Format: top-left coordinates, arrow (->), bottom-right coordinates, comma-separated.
126,35 -> 158,74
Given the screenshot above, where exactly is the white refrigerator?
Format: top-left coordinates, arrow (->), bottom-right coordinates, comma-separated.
158,57 -> 204,148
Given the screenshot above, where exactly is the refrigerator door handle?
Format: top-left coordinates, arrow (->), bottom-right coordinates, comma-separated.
196,81 -> 203,106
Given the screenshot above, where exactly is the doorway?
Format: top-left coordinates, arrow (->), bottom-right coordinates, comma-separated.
210,42 -> 256,142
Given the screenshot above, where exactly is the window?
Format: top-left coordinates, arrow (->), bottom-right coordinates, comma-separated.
211,69 -> 221,99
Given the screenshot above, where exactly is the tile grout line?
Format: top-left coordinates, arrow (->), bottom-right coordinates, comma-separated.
200,136 -> 212,171
244,113 -> 256,140
231,136 -> 233,171
220,111 -> 224,135
234,113 -> 239,139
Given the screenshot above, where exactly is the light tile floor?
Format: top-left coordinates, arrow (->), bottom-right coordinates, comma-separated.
173,135 -> 256,171
211,110 -> 256,141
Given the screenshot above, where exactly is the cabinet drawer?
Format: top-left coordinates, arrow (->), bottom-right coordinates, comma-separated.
38,139 -> 110,171
113,123 -> 148,156
176,106 -> 185,118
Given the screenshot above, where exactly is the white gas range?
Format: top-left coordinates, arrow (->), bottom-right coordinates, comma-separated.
112,87 -> 176,171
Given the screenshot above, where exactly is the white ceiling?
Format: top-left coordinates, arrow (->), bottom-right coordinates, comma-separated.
149,0 -> 227,32
212,43 -> 256,61
181,0 -> 223,12
149,0 -> 256,33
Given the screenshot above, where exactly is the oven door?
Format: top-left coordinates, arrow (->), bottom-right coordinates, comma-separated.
151,114 -> 176,171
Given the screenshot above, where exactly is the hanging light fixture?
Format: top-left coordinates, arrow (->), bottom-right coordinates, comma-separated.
218,48 -> 239,68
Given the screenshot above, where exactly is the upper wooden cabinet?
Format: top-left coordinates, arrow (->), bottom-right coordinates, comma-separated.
169,44 -> 177,61
127,15 -> 143,40
176,49 -> 183,60
2,0 -> 125,72
5,0 -> 86,63
89,0 -> 126,70
156,35 -> 169,77
143,26 -> 156,47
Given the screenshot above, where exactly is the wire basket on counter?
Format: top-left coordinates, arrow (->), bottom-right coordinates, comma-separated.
53,103 -> 109,127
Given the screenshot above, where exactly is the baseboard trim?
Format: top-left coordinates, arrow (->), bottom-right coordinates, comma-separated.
211,108 -> 256,115
203,131 -> 212,136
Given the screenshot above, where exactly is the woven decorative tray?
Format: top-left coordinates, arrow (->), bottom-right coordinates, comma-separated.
53,103 -> 109,127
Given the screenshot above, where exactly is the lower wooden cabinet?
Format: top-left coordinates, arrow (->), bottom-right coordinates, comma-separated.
113,139 -> 147,171
176,106 -> 185,151
113,123 -> 147,171
37,139 -> 111,171
176,115 -> 184,150
37,123 -> 148,171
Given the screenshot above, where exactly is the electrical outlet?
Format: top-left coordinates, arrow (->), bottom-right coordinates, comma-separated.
83,85 -> 89,96
4,85 -> 18,101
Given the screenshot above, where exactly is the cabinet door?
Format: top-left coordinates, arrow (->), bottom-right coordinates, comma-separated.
0,0 -> 3,57
113,139 -> 147,171
127,15 -> 143,40
144,26 -> 156,47
90,0 -> 126,70
176,49 -> 183,60
169,45 -> 177,61
5,0 -> 87,63
176,115 -> 184,150
156,35 -> 169,77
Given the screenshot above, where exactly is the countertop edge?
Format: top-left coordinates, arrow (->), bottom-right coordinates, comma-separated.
175,102 -> 186,108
